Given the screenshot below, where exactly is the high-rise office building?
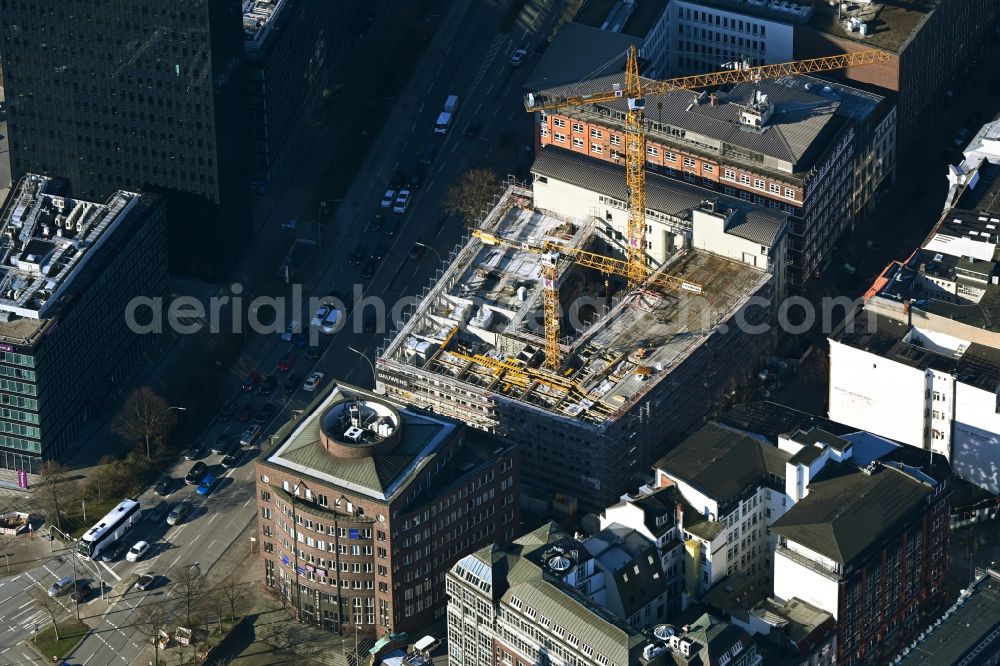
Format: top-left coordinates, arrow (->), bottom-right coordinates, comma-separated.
0,0 -> 250,277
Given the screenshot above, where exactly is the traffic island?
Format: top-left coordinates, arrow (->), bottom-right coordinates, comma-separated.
27,619 -> 90,662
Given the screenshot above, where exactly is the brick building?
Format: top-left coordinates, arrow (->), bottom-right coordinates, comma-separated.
254,383 -> 520,636
530,73 -> 893,288
795,0 -> 1000,152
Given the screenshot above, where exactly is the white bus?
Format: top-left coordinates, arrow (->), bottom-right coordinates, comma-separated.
77,499 -> 141,559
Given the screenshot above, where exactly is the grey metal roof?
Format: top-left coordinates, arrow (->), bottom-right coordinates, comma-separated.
531,146 -> 787,246
531,72 -> 872,171
770,463 -> 934,565
654,421 -> 790,507
524,22 -> 638,91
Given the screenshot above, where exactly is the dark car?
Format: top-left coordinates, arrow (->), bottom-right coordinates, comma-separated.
383,217 -> 401,236
241,372 -> 260,392
362,311 -> 377,333
371,242 -> 389,263
153,479 -> 172,497
255,402 -> 276,424
276,352 -> 296,373
360,258 -> 378,280
101,540 -> 129,563
146,501 -> 169,523
419,142 -> 436,166
348,245 -> 367,266
534,39 -> 550,56
184,461 -> 208,485
305,344 -> 323,361
219,399 -> 237,421
211,433 -> 232,455
221,450 -> 242,469
70,581 -> 93,603
237,403 -> 255,422
183,442 -> 205,461
408,166 -> 425,191
409,243 -> 427,260
257,374 -> 279,396
284,374 -> 302,394
464,122 -> 484,138
388,169 -> 405,189
136,573 -> 158,591
328,289 -> 354,313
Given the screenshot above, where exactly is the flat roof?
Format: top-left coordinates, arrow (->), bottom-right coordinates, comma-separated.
379,190 -> 771,428
721,400 -> 856,443
263,383 -> 457,501
0,174 -> 140,344
806,0 -> 940,53
531,72 -> 882,177
243,0 -> 289,48
573,0 -> 668,38
957,162 -> 1000,214
533,146 -> 788,246
524,23 -> 638,91
674,0 -> 815,25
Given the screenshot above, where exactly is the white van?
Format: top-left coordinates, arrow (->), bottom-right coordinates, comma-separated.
413,635 -> 441,655
444,94 -> 459,113
434,111 -> 452,135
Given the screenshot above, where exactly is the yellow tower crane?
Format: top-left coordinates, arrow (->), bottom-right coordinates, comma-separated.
523,46 -> 892,291
472,229 -> 702,370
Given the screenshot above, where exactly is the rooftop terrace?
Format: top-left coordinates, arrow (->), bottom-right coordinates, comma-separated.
379,186 -> 770,427
807,0 -> 940,53
0,174 -> 139,343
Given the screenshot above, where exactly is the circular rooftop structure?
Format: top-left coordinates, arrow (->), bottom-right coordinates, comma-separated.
319,397 -> 402,458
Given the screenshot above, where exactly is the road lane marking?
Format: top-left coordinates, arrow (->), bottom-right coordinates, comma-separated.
207,514 -> 218,525
0,595 -> 13,604
486,84 -> 495,96
243,497 -> 253,508
100,561 -> 122,582
190,534 -> 201,546
16,601 -> 31,610
169,554 -> 182,569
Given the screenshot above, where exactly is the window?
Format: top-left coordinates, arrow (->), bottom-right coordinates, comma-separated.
784,187 -> 796,200
571,122 -> 584,133
754,178 -> 766,190
554,132 -> 566,143
610,149 -> 622,160
723,169 -> 736,181
572,137 -> 584,148
590,128 -> 603,139
540,127 -> 549,137
647,145 -> 659,157
683,156 -> 696,168
610,134 -> 621,145
664,151 -> 676,162
591,144 -> 603,154
703,164 -> 714,173
740,174 -> 751,185
769,182 -> 780,194
553,118 -> 566,128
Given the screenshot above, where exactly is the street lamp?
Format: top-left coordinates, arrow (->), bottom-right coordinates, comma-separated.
346,346 -> 377,387
413,241 -> 443,265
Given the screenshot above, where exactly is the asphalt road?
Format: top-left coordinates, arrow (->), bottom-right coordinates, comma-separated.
2,0 -> 566,663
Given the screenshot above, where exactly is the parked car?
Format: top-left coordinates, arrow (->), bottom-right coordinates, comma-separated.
371,242 -> 389,263
419,142 -> 436,165
408,165 -> 425,191
360,258 -> 378,280
255,402 -> 276,424
237,403 -> 255,422
393,189 -> 411,214
389,169 -> 405,189
167,503 -> 189,526
48,577 -> 74,597
280,321 -> 300,343
380,189 -> 396,208
310,304 -> 333,328
510,48 -> 528,66
241,424 -> 262,447
257,374 -> 279,396
184,461 -> 208,485
305,343 -> 324,361
534,40 -> 550,56
126,541 -> 150,562
211,433 -> 233,455
348,245 -> 367,266
241,372 -> 260,392
136,574 -> 158,591
328,289 -> 354,312
196,475 -> 218,496
153,478 -> 172,497
219,399 -> 238,421
183,441 -> 205,461
409,243 -> 427,259
383,217 -> 401,236
362,311 -> 377,333
284,374 -> 302,394
146,501 -> 169,523
277,352 -> 297,373
464,122 -> 484,138
221,450 -> 241,469
303,372 -> 325,392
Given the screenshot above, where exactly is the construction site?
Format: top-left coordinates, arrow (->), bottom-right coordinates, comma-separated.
376,183 -> 774,510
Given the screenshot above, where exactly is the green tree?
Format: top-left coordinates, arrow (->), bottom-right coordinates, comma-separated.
442,168 -> 500,225
112,387 -> 178,460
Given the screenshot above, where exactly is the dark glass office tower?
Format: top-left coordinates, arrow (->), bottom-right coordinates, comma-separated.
0,0 -> 250,278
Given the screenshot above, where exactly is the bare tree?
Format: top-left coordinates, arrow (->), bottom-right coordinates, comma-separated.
112,387 -> 178,460
220,577 -> 250,622
172,563 -> 201,627
37,462 -> 73,532
442,168 -> 500,225
134,603 -> 171,666
29,586 -> 63,641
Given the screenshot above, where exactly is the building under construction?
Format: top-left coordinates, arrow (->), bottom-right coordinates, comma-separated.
376,184 -> 775,509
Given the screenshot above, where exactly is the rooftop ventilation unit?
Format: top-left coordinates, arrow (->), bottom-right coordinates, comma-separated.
343,426 -> 364,443
548,555 -> 572,572
653,624 -> 676,641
